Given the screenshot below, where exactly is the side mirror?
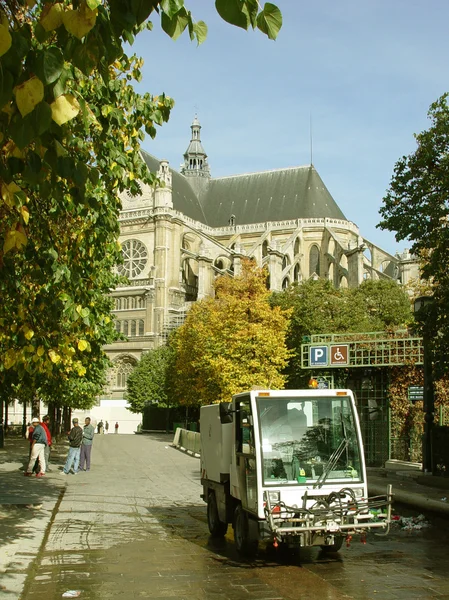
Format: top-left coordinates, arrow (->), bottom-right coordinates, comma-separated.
219,402 -> 233,424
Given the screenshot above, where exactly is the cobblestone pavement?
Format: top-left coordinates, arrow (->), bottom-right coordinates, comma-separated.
1,434 -> 449,600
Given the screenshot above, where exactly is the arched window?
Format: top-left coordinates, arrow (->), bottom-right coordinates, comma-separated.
282,255 -> 290,271
282,277 -> 289,289
294,238 -> 300,256
116,358 -> 136,388
117,240 -> 148,279
122,320 -> 129,336
115,320 -> 121,333
262,240 -> 269,258
130,320 -> 137,337
138,320 -> 144,336
309,245 -> 320,278
294,264 -> 300,282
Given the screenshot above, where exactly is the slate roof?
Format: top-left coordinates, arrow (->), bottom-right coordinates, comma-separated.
141,151 -> 207,224
201,165 -> 347,227
142,151 -> 347,228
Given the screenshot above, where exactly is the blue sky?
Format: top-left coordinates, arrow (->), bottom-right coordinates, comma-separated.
131,0 -> 449,256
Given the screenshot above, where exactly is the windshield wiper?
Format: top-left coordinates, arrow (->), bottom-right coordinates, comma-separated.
313,415 -> 349,489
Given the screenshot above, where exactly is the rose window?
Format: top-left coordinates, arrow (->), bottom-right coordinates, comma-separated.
118,239 -> 148,279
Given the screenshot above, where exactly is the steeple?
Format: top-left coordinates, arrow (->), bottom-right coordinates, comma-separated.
180,116 -> 211,180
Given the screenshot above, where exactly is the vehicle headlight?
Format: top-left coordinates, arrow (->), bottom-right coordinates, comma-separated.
266,490 -> 280,504
353,488 -> 364,498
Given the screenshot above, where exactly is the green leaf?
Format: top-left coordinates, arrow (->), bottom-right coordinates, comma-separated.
161,8 -> 189,40
0,68 -> 14,109
131,0 -> 156,26
256,3 -> 282,40
23,150 -> 43,184
35,46 -> 64,84
242,0 -> 258,28
32,101 -> 52,136
9,112 -> 36,149
160,0 -> 185,19
88,167 -> 100,185
193,21 -> 208,45
215,0 -> 248,30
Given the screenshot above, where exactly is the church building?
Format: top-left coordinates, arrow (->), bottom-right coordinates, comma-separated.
101,117 -> 418,407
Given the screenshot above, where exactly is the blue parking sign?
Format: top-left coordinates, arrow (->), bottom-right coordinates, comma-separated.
310,346 -> 328,366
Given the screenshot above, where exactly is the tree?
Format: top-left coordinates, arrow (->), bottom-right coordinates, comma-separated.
271,278 -> 412,387
352,279 -> 412,330
0,1 -> 282,400
126,346 -> 174,413
378,93 -> 449,372
172,259 -> 291,405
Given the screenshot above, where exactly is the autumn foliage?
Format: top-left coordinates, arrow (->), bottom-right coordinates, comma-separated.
172,260 -> 291,406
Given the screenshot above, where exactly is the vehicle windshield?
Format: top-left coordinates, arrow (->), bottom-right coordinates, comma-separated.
257,395 -> 362,486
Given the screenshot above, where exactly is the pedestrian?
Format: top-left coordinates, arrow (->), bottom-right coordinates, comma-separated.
97,420 -> 103,434
114,421 -> 119,434
61,418 -> 83,475
41,415 -> 52,472
24,417 -> 47,478
25,421 -> 38,473
78,417 -> 95,472
105,421 -> 109,434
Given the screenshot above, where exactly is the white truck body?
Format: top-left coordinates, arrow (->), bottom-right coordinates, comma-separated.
200,389 -> 392,555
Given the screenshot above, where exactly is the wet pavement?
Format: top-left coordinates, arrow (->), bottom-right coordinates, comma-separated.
1,434 -> 449,600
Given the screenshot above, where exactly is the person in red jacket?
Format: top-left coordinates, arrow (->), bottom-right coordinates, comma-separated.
41,415 -> 52,472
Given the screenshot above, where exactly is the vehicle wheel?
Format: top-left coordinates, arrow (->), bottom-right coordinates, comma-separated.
234,504 -> 258,557
321,535 -> 344,552
207,492 -> 228,537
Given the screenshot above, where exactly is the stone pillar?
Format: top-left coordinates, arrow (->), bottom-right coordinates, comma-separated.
197,255 -> 214,300
144,289 -> 155,335
268,248 -> 284,291
153,215 -> 172,335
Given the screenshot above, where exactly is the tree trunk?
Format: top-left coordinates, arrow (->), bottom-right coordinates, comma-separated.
31,393 -> 40,419
22,400 -> 27,437
4,402 -> 8,437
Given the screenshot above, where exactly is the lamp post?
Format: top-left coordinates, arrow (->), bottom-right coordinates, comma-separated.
413,295 -> 435,474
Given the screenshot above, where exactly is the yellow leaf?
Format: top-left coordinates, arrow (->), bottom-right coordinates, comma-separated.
0,23 -> 12,57
21,205 -> 30,224
4,349 -> 16,369
1,181 -> 20,208
3,230 -> 17,254
14,76 -> 44,117
37,345 -> 45,357
62,4 -> 97,39
24,326 -> 34,340
78,339 -> 88,351
50,94 -> 80,125
48,350 -> 61,363
40,2 -> 64,31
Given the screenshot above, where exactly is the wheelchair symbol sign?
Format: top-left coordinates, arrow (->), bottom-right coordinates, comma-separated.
330,345 -> 349,365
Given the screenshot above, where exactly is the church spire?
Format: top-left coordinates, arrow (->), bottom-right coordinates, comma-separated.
180,115 -> 210,179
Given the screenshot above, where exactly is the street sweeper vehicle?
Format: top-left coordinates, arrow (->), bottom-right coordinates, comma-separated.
200,389 -> 393,556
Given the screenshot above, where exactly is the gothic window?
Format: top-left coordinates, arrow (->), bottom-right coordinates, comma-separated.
122,320 -> 129,336
138,320 -> 144,336
282,277 -> 289,289
294,238 -> 300,256
118,239 -> 148,279
116,358 -> 136,388
130,320 -> 137,337
115,320 -> 121,333
309,245 -> 320,277
294,264 -> 300,282
262,240 -> 269,258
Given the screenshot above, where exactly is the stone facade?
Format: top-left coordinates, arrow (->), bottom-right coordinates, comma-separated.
102,118 -> 418,400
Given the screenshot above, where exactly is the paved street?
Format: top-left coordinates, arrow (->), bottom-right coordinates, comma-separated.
1,434 -> 449,600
